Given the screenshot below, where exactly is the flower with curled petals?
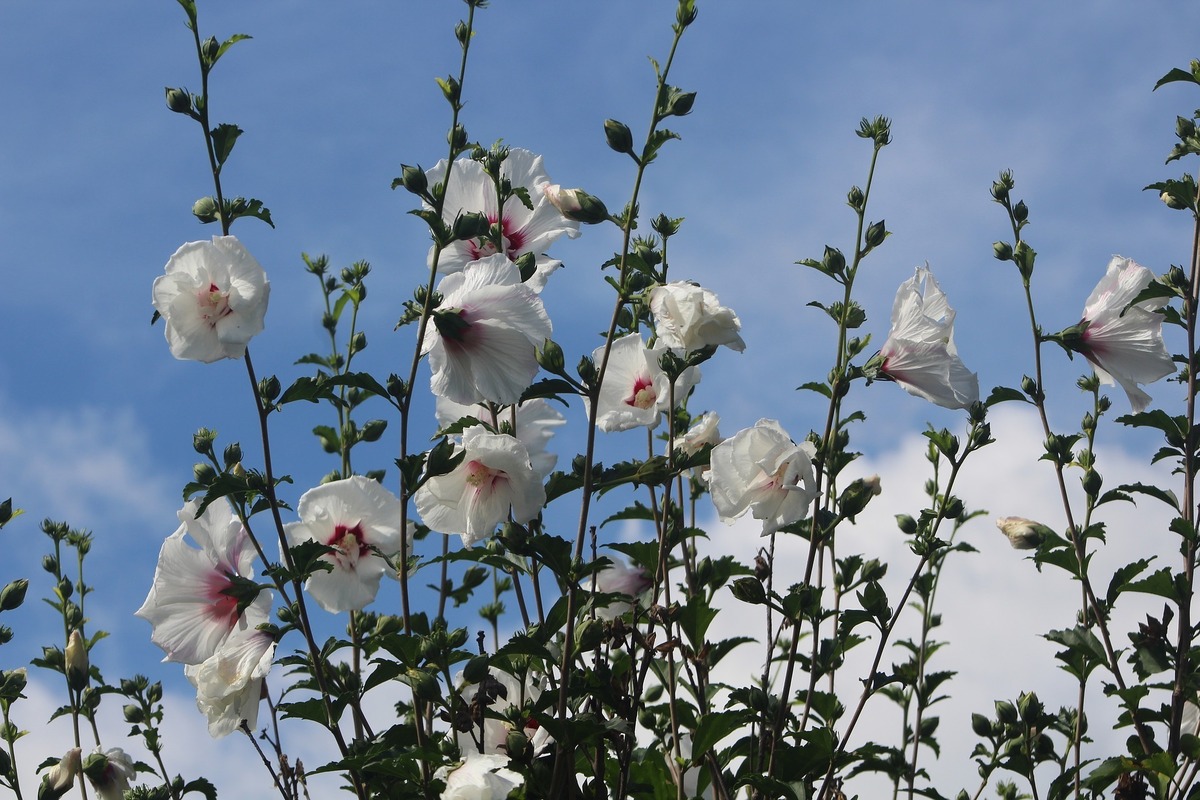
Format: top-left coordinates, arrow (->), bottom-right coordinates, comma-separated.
423,254 -> 552,406
435,396 -> 565,479
435,752 -> 524,800
184,604 -> 275,738
284,475 -> 407,613
706,419 -> 818,535
136,500 -> 269,665
415,426 -> 545,547
878,265 -> 979,409
152,235 -> 269,363
426,148 -> 579,292
649,281 -> 745,354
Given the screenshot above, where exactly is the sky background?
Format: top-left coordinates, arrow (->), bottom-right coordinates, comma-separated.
3,1 -> 1200,797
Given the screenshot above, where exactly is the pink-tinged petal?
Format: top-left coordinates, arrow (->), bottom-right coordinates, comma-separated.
136,501 -> 264,665
1076,256 -> 1174,411
285,476 -> 405,613
589,333 -> 666,432
707,419 -> 818,535
879,266 -> 978,409
414,427 -> 544,547
184,610 -> 275,738
152,236 -> 269,363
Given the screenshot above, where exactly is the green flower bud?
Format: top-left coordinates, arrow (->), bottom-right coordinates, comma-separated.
846,185 -> 864,210
865,220 -> 887,249
730,577 -> 767,605
970,713 -> 992,737
995,700 -> 1018,726
192,196 -> 219,223
193,463 -> 217,485
895,514 -> 918,535
164,87 -> 193,115
0,579 -> 28,612
359,419 -> 387,443
452,211 -> 489,241
259,375 -> 281,403
575,618 -> 605,650
1162,191 -> 1190,210
201,36 -> 220,63
604,119 -> 634,155
123,704 -> 145,724
222,442 -> 243,470
993,241 -> 1013,261
1082,469 -> 1102,497
536,339 -> 566,375
1012,200 -> 1028,223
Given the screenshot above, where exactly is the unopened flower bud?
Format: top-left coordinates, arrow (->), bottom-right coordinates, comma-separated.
164,87 -> 192,115
996,516 -> 1052,550
604,119 -> 634,155
396,164 -> 428,196
895,514 -> 918,535
65,629 -> 88,691
451,211 -> 489,241
541,184 -> 610,224
730,577 -> 767,605
192,196 -> 219,223
193,463 -> 217,485
201,36 -> 220,62
993,241 -> 1013,261
39,748 -> 81,800
0,579 -> 28,612
1012,200 -> 1028,223
536,339 -> 566,375
846,185 -> 864,209
865,220 -> 888,249
1082,469 -> 1103,497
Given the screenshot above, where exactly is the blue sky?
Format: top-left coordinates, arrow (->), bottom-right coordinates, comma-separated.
4,2 -> 1200,797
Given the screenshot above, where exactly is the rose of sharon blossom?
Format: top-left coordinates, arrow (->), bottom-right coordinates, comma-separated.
587,333 -> 700,433
435,396 -> 565,480
184,603 -> 275,738
415,426 -> 546,547
423,254 -> 553,406
589,558 -> 652,620
136,500 -> 268,665
435,752 -> 525,800
649,281 -> 745,354
82,747 -> 135,800
152,236 -> 270,363
879,265 -> 979,410
453,667 -> 550,756
284,476 -> 406,614
426,148 -> 580,292
674,411 -> 721,455
707,419 -> 819,535
1074,256 -> 1174,413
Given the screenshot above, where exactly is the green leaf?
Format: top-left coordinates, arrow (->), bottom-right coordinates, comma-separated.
1125,567 -> 1180,602
1106,558 -> 1153,606
985,386 -> 1030,406
1155,67 -> 1200,90
213,34 -> 251,66
1114,483 -> 1179,509
691,710 -> 753,763
210,123 -> 243,167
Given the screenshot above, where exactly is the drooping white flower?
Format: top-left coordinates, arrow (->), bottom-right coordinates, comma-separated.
435,396 -> 565,480
673,411 -> 721,455
879,265 -> 979,410
1075,256 -> 1174,413
435,752 -> 525,800
649,281 -> 746,354
152,235 -> 270,363
707,419 -> 819,535
587,333 -> 699,433
82,747 -> 136,800
423,254 -> 553,407
184,604 -> 275,738
415,426 -> 546,547
427,148 -> 580,292
588,558 -> 652,620
284,475 -> 407,614
136,500 -> 267,665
